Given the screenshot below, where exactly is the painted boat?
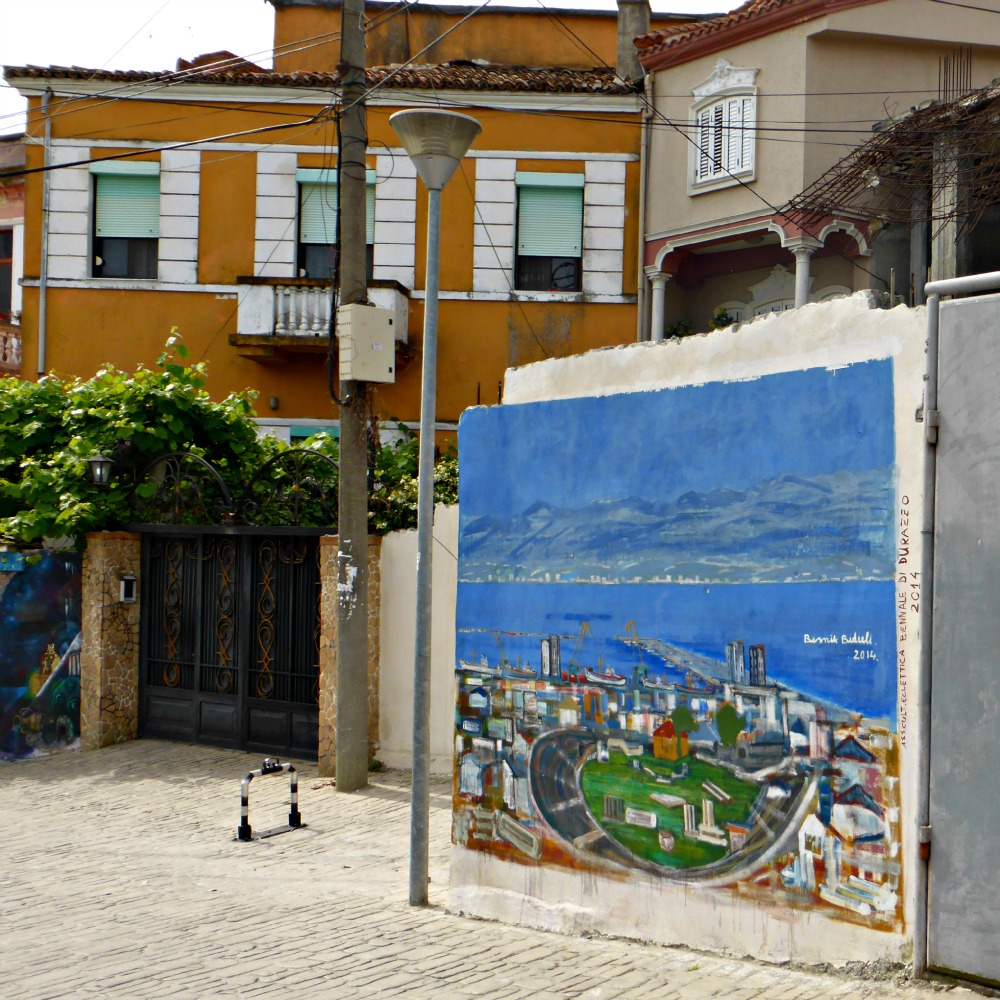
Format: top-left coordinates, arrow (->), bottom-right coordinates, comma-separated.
640,675 -> 673,691
503,662 -> 536,681
583,665 -> 628,687
458,655 -> 502,677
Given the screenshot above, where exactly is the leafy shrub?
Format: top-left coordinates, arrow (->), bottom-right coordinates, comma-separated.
0,337 -> 459,544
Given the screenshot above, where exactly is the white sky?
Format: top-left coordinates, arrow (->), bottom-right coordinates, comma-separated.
0,0 -> 738,136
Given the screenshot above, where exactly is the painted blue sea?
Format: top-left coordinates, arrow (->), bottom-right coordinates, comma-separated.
456,579 -> 896,724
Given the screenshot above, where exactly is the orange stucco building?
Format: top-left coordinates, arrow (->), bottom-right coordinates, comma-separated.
4,0 -> 697,442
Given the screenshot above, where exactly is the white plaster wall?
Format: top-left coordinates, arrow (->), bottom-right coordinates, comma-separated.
373,153 -> 416,290
378,505 -> 458,774
473,157 -> 516,294
453,293 -> 928,969
47,145 -> 90,281
254,151 -> 296,277
582,159 -> 625,297
158,149 -> 199,284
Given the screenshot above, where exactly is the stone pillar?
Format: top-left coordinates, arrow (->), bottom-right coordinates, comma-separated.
647,268 -> 670,342
318,535 -> 382,778
785,237 -> 821,308
80,531 -> 141,750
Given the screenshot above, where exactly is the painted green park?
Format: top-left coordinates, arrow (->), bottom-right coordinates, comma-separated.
579,751 -> 760,869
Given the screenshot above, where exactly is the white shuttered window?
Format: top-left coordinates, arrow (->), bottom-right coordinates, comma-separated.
694,95 -> 755,185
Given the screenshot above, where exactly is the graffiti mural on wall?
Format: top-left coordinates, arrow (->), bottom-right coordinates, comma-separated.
455,360 -> 901,926
0,551 -> 82,759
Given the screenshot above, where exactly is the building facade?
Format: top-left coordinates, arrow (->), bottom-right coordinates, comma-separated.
4,1 -> 700,439
636,0 -> 1000,337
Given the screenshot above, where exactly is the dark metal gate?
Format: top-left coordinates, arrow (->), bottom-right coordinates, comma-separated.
139,528 -> 322,758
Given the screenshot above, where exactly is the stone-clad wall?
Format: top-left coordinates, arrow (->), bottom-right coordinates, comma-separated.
317,536 -> 382,776
80,531 -> 141,750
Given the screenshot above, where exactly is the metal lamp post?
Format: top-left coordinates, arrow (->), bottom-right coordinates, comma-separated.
390,108 -> 481,907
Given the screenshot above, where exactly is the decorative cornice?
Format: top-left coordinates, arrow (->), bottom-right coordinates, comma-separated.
692,59 -> 759,99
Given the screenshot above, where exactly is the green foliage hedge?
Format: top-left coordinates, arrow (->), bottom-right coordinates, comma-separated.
0,336 -> 458,545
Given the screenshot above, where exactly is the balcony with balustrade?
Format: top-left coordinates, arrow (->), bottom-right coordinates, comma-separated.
231,277 -> 410,362
0,320 -> 21,375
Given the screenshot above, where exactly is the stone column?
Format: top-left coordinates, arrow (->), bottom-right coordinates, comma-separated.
785,237 -> 821,308
646,268 -> 670,342
318,535 -> 382,778
80,531 -> 142,750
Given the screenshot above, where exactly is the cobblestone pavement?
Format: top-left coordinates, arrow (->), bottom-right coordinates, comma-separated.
0,741 -> 985,999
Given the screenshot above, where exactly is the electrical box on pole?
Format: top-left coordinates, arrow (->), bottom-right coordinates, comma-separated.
337,304 -> 396,383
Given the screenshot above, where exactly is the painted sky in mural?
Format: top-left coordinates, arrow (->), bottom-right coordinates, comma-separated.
457,360 -> 897,721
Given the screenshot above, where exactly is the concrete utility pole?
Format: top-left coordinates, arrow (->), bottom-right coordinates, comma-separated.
335,0 -> 371,793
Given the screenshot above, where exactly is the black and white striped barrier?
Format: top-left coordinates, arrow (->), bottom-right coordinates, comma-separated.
236,757 -> 303,842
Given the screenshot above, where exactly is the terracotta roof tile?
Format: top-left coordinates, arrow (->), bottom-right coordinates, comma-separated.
635,0 -> 793,59
3,62 -> 637,96
635,0 -> 882,69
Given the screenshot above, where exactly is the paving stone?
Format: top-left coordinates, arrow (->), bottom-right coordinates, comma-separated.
0,740 -> 972,1000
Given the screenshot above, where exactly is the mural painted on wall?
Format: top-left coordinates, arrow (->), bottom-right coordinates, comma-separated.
454,359 -> 901,927
0,551 -> 82,759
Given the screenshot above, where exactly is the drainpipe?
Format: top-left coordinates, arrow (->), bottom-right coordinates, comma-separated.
637,72 -> 652,342
37,88 -> 53,376
914,269 -> 1000,978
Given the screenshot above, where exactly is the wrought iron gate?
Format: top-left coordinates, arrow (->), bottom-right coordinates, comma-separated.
139,529 -> 321,758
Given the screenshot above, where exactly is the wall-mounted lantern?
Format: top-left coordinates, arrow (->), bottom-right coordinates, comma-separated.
88,454 -> 115,487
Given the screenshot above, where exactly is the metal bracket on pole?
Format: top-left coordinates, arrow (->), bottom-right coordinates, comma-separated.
918,823 -> 932,861
924,408 -> 941,445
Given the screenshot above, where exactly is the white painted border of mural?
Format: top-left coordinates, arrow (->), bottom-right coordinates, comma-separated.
448,295 -> 926,967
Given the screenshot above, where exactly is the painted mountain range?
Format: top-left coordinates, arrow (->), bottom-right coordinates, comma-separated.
459,467 -> 895,585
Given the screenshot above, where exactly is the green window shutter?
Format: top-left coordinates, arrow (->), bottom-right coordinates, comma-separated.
300,182 -> 338,244
95,174 -> 160,238
299,177 -> 376,245
517,185 -> 583,257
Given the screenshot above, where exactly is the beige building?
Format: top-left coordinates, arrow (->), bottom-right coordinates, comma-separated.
635,0 -> 1000,337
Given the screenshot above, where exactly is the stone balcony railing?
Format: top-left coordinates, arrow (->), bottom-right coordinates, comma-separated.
0,322 -> 22,374
235,277 -> 409,345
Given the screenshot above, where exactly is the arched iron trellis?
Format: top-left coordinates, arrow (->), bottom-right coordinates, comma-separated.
132,452 -> 236,526
239,448 -> 339,528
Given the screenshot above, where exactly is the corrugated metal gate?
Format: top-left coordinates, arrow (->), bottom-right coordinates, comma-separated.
927,291 -> 1000,985
139,528 -> 321,759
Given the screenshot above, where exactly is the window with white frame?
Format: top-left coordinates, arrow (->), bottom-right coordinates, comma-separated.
297,167 -> 375,280
91,161 -> 160,279
691,59 -> 758,192
515,171 -> 583,291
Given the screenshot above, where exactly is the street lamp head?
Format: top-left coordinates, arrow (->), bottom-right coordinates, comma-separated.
390,109 -> 482,191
